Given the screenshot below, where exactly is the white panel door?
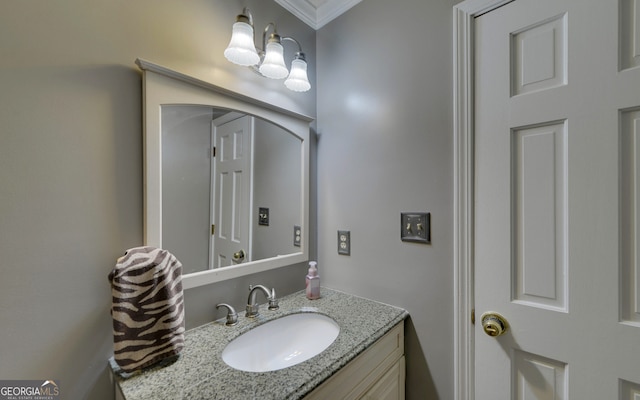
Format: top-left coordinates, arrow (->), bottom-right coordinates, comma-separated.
475,0 -> 640,398
212,115 -> 253,268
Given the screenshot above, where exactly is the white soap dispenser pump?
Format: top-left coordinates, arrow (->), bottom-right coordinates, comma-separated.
306,261 -> 320,300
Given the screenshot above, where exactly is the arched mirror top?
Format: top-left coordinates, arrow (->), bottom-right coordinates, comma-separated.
137,59 -> 312,289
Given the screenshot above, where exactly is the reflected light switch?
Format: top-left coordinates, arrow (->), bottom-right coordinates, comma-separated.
259,207 -> 269,226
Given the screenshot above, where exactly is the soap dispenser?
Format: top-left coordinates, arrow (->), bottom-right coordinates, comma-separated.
306,261 -> 320,300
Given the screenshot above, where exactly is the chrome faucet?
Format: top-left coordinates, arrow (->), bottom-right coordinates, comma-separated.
246,284 -> 279,318
216,303 -> 238,326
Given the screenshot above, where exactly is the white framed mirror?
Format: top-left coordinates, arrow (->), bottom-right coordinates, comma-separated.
137,59 -> 311,289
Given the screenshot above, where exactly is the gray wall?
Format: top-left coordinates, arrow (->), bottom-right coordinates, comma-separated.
0,1 -> 315,399
316,0 -> 458,398
162,106 -> 213,274
253,118 -> 303,260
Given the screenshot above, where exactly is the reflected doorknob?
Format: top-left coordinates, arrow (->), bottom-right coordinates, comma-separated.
233,249 -> 246,262
481,312 -> 509,337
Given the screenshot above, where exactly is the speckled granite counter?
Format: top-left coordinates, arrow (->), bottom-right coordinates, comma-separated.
111,288 -> 408,400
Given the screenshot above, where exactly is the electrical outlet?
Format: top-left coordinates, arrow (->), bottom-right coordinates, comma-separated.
258,207 -> 269,226
293,225 -> 301,247
338,230 -> 350,255
401,212 -> 431,244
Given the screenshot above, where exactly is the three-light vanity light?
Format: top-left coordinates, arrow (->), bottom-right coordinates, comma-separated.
224,7 -> 311,93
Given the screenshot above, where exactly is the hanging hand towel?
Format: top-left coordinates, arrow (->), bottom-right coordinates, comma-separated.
108,246 -> 185,374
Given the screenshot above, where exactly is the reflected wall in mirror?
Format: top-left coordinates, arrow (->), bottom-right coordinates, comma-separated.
138,59 -> 312,289
161,105 -> 302,275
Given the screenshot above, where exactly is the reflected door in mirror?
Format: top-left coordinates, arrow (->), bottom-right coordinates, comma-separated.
213,115 -> 253,268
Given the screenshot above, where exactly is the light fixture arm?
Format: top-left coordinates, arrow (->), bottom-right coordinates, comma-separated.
243,7 -> 254,24
236,7 -> 254,29
261,22 -> 280,53
282,37 -> 303,53
282,37 -> 306,61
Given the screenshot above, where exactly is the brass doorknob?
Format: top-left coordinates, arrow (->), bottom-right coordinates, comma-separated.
233,249 -> 246,262
481,312 -> 509,337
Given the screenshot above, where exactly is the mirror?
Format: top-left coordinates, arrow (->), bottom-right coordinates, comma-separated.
138,59 -> 311,289
162,105 -> 302,273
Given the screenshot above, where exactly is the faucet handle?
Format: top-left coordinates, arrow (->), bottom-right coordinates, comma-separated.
268,288 -> 279,310
246,285 -> 278,317
216,303 -> 238,326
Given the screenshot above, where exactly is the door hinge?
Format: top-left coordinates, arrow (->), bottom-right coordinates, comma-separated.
212,146 -> 216,157
471,308 -> 475,325
211,224 -> 215,235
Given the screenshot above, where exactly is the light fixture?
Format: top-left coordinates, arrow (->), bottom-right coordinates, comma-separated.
224,8 -> 311,92
259,34 -> 288,79
285,52 -> 311,92
223,13 -> 260,66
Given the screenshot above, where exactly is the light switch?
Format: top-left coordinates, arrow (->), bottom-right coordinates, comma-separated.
259,207 -> 269,226
401,212 -> 431,244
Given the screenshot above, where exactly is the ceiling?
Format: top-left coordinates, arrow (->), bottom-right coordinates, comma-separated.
274,0 -> 362,30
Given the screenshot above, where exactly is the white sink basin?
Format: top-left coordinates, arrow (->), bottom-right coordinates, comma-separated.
221,313 -> 340,372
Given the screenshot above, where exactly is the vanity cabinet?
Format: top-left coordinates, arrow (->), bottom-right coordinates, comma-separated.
111,289 -> 408,400
305,322 -> 405,400
114,383 -> 124,400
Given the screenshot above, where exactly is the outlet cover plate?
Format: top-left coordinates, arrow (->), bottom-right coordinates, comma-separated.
401,212 -> 431,244
338,230 -> 350,255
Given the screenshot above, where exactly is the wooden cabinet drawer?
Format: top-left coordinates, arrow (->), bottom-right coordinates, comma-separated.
362,356 -> 405,400
305,322 -> 404,400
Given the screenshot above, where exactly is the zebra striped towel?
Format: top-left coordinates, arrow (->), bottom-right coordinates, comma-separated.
108,246 -> 185,374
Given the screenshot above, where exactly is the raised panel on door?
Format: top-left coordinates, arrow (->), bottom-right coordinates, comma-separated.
511,121 -> 567,312
621,108 -> 640,325
510,13 -> 567,96
619,0 -> 640,70
512,350 -> 567,400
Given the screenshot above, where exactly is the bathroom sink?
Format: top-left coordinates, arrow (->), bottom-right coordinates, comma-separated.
221,313 -> 340,372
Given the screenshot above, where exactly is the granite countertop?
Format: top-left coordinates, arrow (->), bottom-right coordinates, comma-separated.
112,288 -> 408,400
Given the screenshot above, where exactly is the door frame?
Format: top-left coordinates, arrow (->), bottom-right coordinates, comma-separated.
452,1 -> 513,399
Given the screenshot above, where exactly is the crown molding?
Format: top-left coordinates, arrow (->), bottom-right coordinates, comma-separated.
275,0 -> 362,30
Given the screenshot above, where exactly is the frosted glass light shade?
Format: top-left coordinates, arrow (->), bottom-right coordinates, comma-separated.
224,22 -> 260,66
285,58 -> 311,92
259,42 -> 288,79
